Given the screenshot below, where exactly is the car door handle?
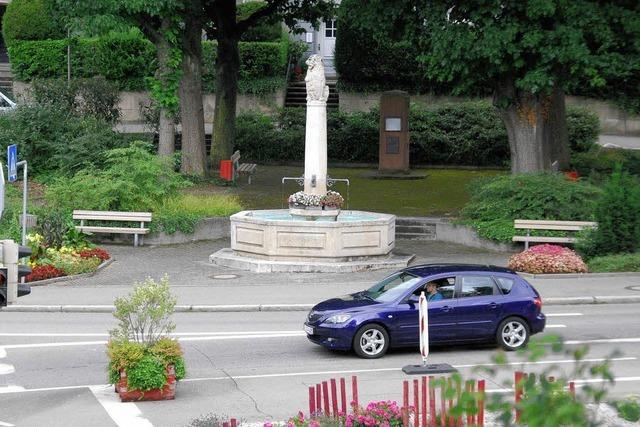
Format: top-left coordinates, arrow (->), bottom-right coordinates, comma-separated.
489,302 -> 498,309
442,305 -> 451,312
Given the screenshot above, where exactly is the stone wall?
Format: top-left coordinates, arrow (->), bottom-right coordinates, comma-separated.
340,91 -> 640,136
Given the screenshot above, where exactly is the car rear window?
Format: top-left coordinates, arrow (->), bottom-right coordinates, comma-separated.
459,275 -> 497,297
494,276 -> 515,294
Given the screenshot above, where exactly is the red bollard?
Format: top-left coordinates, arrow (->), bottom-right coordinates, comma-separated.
323,381 -> 330,417
413,379 -> 420,427
309,386 -> 316,417
447,377 -> 454,427
231,419 -> 237,427
316,383 -> 322,415
352,376 -> 359,412
515,371 -> 525,423
440,380 -> 446,427
569,381 -> 576,399
478,380 -> 486,427
429,376 -> 436,427
331,378 -> 339,417
422,377 -> 428,427
340,377 -> 347,415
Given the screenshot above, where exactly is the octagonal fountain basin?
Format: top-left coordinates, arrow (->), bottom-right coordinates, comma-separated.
230,209 -> 395,261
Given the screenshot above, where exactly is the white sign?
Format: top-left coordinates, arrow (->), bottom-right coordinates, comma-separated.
419,291 -> 429,363
0,161 -> 4,220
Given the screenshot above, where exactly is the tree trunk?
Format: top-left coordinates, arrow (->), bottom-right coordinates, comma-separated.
211,2 -> 240,170
156,32 -> 175,157
494,81 -> 563,173
544,85 -> 570,170
179,0 -> 207,176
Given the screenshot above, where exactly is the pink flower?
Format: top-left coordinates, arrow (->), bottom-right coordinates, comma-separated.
297,411 -> 305,422
263,424 -> 273,427
309,422 -> 320,427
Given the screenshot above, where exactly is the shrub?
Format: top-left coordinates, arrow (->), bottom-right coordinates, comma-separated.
25,264 -> 65,282
461,173 -> 602,242
1,0 -> 63,46
572,147 -> 640,182
566,106 -> 600,153
587,252 -> 640,273
613,396 -> 640,422
45,141 -> 190,212
577,166 -> 640,258
507,244 -> 588,274
35,210 -> 72,248
125,354 -> 167,391
0,104 -> 130,177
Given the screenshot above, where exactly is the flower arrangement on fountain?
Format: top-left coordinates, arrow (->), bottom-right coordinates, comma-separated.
288,190 -> 344,210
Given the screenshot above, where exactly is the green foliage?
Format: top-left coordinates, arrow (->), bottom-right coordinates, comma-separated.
31,77 -> 121,123
613,396 -> 640,422
152,194 -> 243,235
45,141 -> 190,212
35,210 -> 72,248
107,340 -> 145,373
461,173 -> 602,242
149,338 -> 185,380
566,106 -> 601,153
238,1 -> 283,42
2,0 -> 63,46
125,354 -> 167,391
577,166 -> 640,258
110,275 -> 176,344
0,185 -> 24,241
0,104 -> 130,177
587,252 -> 640,273
572,148 -> 640,183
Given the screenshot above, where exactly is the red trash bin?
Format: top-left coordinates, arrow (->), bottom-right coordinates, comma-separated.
219,160 -> 233,181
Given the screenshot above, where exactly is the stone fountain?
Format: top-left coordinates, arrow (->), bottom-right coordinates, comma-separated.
210,55 -> 414,272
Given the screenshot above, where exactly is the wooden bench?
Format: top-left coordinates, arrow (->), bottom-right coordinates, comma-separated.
73,210 -> 152,247
513,219 -> 597,249
231,150 -> 257,184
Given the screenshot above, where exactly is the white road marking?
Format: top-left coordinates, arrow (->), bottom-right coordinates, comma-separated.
0,330 -> 305,338
89,385 -> 153,427
565,338 -> 640,345
545,313 -> 583,317
545,324 -> 566,328
0,358 -> 635,396
0,348 -> 6,358
0,420 -> 15,426
0,364 -> 15,375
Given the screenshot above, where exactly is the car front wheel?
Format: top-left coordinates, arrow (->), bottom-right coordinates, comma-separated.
497,317 -> 530,351
353,324 -> 389,359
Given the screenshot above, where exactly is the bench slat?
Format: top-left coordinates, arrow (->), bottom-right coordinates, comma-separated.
73,210 -> 152,222
230,150 -> 241,162
514,219 -> 596,227
76,226 -> 149,234
238,163 -> 257,173
512,236 -> 577,243
514,224 -> 592,231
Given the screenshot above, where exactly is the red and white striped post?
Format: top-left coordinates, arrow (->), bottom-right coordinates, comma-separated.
419,291 -> 429,366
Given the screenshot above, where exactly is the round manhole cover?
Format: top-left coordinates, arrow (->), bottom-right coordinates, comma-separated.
212,274 -> 239,280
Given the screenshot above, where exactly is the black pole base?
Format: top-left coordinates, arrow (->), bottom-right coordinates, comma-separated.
402,363 -> 457,375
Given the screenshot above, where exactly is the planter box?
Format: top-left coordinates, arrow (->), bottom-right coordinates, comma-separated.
116,364 -> 177,402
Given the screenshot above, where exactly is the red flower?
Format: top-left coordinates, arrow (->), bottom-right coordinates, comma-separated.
564,170 -> 579,182
26,265 -> 65,282
77,248 -> 110,261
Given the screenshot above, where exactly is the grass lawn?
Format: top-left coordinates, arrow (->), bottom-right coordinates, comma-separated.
187,166 -> 506,217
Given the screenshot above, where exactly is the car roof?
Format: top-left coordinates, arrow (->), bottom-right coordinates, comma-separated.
404,263 -> 516,278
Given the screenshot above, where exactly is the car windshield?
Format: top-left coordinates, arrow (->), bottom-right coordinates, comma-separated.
364,271 -> 421,303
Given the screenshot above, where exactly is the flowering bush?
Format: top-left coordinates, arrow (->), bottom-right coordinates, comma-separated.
346,401 -> 404,427
78,247 -> 111,261
321,191 -> 344,209
508,244 -> 588,274
25,265 -> 65,282
288,191 -> 322,207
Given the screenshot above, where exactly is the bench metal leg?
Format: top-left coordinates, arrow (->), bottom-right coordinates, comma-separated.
248,174 -> 252,185
134,234 -> 139,247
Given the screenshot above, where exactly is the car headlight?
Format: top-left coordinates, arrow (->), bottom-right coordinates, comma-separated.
325,314 -> 352,324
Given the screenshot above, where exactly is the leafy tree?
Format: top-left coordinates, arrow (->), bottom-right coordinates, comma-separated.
2,0 -> 64,46
347,1 -> 639,173
203,0 -> 335,168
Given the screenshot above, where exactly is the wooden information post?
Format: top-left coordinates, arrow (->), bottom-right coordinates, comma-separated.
379,91 -> 410,172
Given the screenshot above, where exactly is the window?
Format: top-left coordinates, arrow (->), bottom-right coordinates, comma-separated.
414,277 -> 455,300
495,277 -> 515,294
459,276 -> 497,298
325,20 -> 337,38
366,271 -> 421,303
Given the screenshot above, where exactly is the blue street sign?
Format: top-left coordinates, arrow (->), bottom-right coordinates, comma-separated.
7,144 -> 17,182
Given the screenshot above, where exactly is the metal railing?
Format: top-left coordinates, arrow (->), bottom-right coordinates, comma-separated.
281,175 -> 350,209
0,90 -> 16,112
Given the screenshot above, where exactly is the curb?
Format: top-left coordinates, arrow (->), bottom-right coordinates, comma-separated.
4,296 -> 640,313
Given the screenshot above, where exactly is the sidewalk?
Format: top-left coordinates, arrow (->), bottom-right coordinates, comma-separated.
4,239 -> 640,312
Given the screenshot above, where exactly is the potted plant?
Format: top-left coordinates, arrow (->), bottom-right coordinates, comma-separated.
320,191 -> 344,211
288,191 -> 322,210
107,275 -> 186,401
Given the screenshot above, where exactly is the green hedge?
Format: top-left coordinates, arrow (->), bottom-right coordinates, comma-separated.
235,103 -> 599,166
1,0 -> 63,46
9,33 -> 289,93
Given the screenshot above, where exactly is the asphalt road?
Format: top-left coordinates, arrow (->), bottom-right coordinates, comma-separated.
1,304 -> 640,426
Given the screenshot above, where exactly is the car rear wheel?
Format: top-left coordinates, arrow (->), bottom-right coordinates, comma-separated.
353,324 -> 389,359
497,317 -> 530,350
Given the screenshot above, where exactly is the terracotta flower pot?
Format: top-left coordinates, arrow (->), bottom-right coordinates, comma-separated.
117,364 -> 177,402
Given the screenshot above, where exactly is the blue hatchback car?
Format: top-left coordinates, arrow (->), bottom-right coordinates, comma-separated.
304,264 -> 546,358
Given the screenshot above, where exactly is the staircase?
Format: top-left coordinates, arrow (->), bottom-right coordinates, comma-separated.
395,217 -> 438,240
0,63 -> 13,99
285,80 -> 339,109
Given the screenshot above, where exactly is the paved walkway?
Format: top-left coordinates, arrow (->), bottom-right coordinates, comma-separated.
6,239 -> 640,311
598,134 -> 640,150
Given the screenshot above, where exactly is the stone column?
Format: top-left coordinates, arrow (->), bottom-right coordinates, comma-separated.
302,54 -> 330,196
304,100 -> 327,195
